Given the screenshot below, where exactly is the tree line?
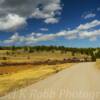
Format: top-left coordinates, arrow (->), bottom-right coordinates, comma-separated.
0,46 -> 100,61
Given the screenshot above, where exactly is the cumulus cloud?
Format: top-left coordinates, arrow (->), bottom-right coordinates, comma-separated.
0,0 -> 62,31
77,20 -> 100,40
44,17 -> 59,24
0,14 -> 26,31
1,30 -> 76,45
3,32 -> 25,44
79,30 -> 100,41
2,19 -> 100,45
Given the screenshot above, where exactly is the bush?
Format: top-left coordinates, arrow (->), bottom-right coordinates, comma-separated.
91,53 -> 96,61
95,50 -> 100,59
2,57 -> 7,60
53,67 -> 60,73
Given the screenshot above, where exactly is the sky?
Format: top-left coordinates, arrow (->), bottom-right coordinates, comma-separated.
0,0 -> 100,47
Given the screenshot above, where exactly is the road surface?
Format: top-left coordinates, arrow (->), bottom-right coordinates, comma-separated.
1,62 -> 100,100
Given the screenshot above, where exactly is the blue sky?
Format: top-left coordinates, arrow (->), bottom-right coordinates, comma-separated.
0,0 -> 100,47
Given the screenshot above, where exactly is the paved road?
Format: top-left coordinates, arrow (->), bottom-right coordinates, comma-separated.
1,62 -> 100,100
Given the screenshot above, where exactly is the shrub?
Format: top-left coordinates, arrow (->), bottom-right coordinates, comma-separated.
2,57 -> 7,60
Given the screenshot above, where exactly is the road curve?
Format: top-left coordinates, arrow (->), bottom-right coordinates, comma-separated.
1,62 -> 100,100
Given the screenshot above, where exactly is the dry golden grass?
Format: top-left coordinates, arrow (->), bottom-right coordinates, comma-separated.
0,63 -> 73,97
96,59 -> 100,69
0,49 -> 85,96
0,51 -> 88,63
0,65 -> 34,75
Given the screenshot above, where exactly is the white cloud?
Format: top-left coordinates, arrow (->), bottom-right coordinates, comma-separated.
76,20 -> 100,40
40,28 -> 48,31
97,8 -> 100,11
77,20 -> 100,30
44,17 -> 59,24
56,30 -> 77,39
0,14 -> 26,31
0,0 -> 62,31
3,32 -> 22,44
82,13 -> 96,19
2,19 -> 100,45
2,30 -> 77,45
79,30 -> 100,41
31,0 -> 62,24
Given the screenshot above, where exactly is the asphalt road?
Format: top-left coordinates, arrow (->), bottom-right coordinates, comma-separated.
1,62 -> 100,100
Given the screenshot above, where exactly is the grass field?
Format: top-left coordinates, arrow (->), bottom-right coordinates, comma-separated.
0,50 -> 89,64
0,63 -> 73,96
96,59 -> 100,69
0,49 -> 90,96
0,65 -> 34,75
